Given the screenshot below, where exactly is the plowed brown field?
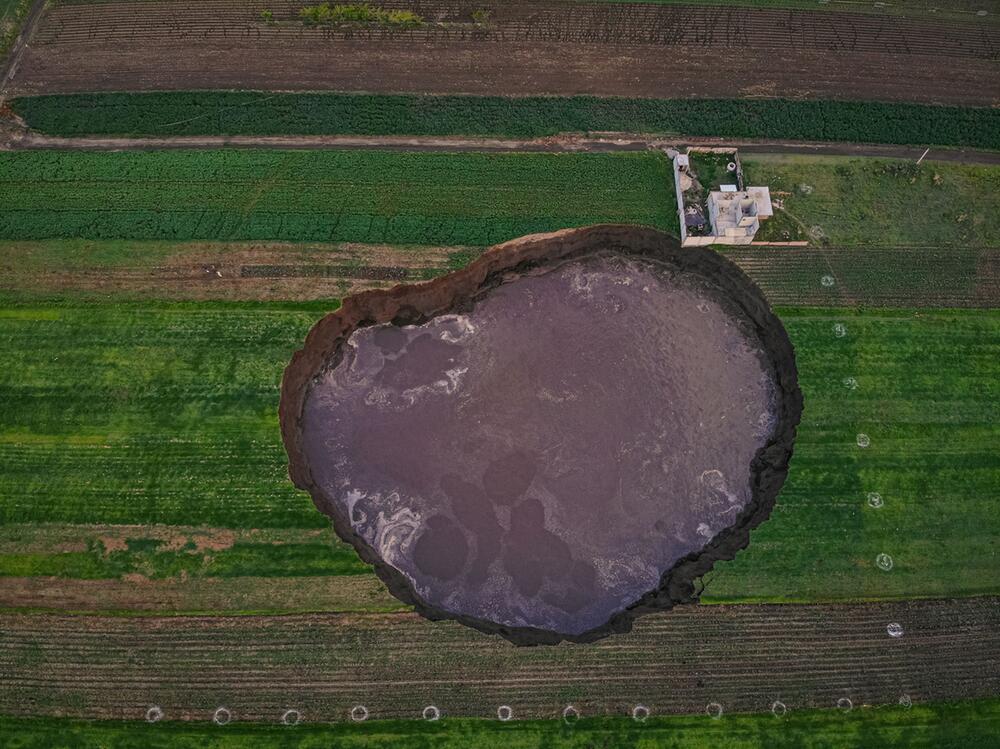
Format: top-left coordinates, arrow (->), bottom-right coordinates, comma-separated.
9,1 -> 1000,105
1,598 -> 997,721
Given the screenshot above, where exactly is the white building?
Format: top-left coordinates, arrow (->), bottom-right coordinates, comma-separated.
672,149 -> 774,247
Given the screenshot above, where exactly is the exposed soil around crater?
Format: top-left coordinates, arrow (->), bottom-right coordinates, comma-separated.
280,225 -> 802,644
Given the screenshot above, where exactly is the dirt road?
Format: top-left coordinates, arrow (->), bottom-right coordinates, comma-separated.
4,130 -> 1000,166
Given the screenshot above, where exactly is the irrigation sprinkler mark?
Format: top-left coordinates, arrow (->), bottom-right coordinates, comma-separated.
833,322 -> 847,338
771,701 -> 787,718
706,702 -> 723,720
422,705 -> 441,721
821,274 -> 836,287
632,705 -> 650,722
281,709 -> 301,726
876,552 -> 894,571
856,433 -> 871,448
213,707 -> 232,725
887,622 -> 904,638
497,705 -> 513,721
837,697 -> 854,713
350,705 -> 369,722
563,705 -> 580,725
145,706 -> 163,723
867,492 -> 884,508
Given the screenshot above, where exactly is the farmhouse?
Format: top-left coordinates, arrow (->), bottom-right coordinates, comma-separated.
672,149 -> 773,246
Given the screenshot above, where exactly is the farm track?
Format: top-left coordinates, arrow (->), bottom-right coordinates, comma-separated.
5,131 -> 1000,167
8,1 -> 1000,105
1,597 -> 998,720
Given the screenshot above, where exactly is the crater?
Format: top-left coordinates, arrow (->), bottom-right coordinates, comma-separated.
280,225 -> 802,644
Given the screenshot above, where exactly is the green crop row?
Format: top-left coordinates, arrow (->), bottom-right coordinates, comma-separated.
1,302 -> 996,603
0,149 -> 677,245
4,698 -> 1000,749
12,93 -> 1000,149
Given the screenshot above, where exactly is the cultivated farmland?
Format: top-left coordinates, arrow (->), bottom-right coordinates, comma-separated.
2,0 -> 1000,721
11,93 -> 1000,150
0,599 -> 998,721
7,2 -> 999,105
0,300 -> 996,609
0,150 -> 677,244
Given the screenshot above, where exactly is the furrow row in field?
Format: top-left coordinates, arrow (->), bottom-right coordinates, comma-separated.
1,598 -> 997,720
31,1 -> 1000,60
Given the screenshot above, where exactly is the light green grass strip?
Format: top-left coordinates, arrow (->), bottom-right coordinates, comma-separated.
3,699 -> 1000,748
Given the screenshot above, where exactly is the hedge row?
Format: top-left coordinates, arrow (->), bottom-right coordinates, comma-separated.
12,92 -> 1000,149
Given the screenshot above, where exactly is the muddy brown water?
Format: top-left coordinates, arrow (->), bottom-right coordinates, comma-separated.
301,251 -> 778,637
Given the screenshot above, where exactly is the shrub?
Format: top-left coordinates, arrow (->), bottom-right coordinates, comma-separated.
299,3 -> 423,28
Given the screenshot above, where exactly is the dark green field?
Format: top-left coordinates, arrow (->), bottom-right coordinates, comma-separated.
12,93 -> 1000,149
0,150 -> 676,245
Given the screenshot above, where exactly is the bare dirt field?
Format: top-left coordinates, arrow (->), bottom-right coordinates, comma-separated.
8,1 -> 1000,105
1,597 -> 997,721
0,240 -> 458,300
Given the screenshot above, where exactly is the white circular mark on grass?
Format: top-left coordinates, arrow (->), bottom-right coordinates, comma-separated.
213,707 -> 231,726
837,698 -> 854,713
350,705 -> 369,722
562,705 -> 580,725
821,275 -> 836,288
497,705 -> 513,722
887,622 -> 905,638
771,701 -> 787,718
145,706 -> 163,723
867,492 -> 884,508
843,377 -> 858,390
833,323 -> 847,338
706,702 -> 723,720
856,433 -> 871,448
422,705 -> 441,722
876,553 -> 894,571
281,709 -> 301,726
631,705 -> 650,722
899,694 -> 913,708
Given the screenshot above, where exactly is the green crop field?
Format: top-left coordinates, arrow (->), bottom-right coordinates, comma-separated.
4,699 -> 1000,749
0,150 -> 677,245
0,297 -> 996,605
744,156 -> 1000,247
12,93 -> 1000,149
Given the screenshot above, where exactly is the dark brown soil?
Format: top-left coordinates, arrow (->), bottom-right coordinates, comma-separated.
280,225 -> 803,644
1,597 -> 998,720
9,1 -> 1000,105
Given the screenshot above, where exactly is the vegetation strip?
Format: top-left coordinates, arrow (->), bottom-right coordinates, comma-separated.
11,94 -> 1000,150
0,602 -> 997,720
3,698 -> 1000,747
